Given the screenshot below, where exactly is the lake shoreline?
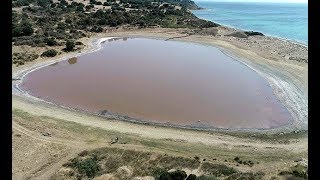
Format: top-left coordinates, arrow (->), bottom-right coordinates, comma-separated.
12,28 -> 308,133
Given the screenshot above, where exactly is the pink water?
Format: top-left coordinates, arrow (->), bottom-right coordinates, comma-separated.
20,38 -> 292,129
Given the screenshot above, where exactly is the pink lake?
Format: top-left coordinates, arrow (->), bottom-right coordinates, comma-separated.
20,38 -> 292,129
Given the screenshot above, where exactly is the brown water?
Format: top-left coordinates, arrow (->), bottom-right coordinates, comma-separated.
20,38 -> 292,129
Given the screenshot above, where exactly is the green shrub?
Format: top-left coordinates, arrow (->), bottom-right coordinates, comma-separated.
65,40 -> 75,51
98,19 -> 108,25
12,27 -> 23,37
85,4 -> 94,10
12,0 -> 31,7
90,26 -> 103,33
41,49 -> 58,57
186,174 -> 197,180
45,38 -> 58,46
12,52 -> 39,66
37,0 -> 50,7
12,21 -> 34,37
77,158 -> 100,178
66,156 -> 100,178
103,2 -> 112,6
151,167 -> 169,180
151,168 -> 187,180
21,22 -> 34,36
167,170 -> 187,180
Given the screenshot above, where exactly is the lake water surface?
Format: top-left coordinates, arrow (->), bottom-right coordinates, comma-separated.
20,38 -> 293,129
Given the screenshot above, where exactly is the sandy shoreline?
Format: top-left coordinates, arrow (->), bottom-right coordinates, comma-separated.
195,19 -> 308,47
12,28 -> 308,133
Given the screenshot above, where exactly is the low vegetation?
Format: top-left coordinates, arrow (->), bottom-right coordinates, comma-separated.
233,157 -> 255,167
41,49 -> 58,57
200,162 -> 237,177
64,40 -> 75,52
12,52 -> 39,66
65,154 -> 100,178
279,164 -> 308,179
225,172 -> 266,180
13,109 -> 307,180
12,0 -> 219,65
45,38 -> 58,46
58,147 -> 265,179
221,130 -> 307,144
153,169 -> 187,180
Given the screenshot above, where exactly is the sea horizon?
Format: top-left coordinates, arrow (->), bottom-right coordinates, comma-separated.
192,1 -> 308,45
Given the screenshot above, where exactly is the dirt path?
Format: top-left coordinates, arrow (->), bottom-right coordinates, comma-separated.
13,114 -> 119,179
13,120 -> 81,179
13,121 -> 83,147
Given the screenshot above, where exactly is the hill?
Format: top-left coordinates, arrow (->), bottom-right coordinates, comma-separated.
12,0 -> 217,62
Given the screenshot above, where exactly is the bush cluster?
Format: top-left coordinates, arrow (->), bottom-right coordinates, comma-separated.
234,157 -> 254,167
66,155 -> 100,178
12,52 -> 39,66
41,49 -> 58,57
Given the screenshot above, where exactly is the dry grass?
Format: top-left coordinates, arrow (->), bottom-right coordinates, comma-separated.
57,147 -> 238,179
13,108 -> 307,179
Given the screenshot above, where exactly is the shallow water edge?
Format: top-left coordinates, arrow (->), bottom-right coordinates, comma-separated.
12,36 -> 308,132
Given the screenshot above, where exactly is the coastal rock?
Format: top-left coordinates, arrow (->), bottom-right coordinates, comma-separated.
244,31 -> 264,36
197,27 -> 218,36
225,31 -> 248,38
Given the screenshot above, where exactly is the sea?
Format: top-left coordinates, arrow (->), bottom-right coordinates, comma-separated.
192,1 -> 308,45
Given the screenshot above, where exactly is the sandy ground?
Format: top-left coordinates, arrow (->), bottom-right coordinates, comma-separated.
13,96 -> 308,153
12,97 -> 307,179
12,27 -> 308,179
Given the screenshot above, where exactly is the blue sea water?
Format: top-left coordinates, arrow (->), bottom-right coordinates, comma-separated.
192,2 -> 308,44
